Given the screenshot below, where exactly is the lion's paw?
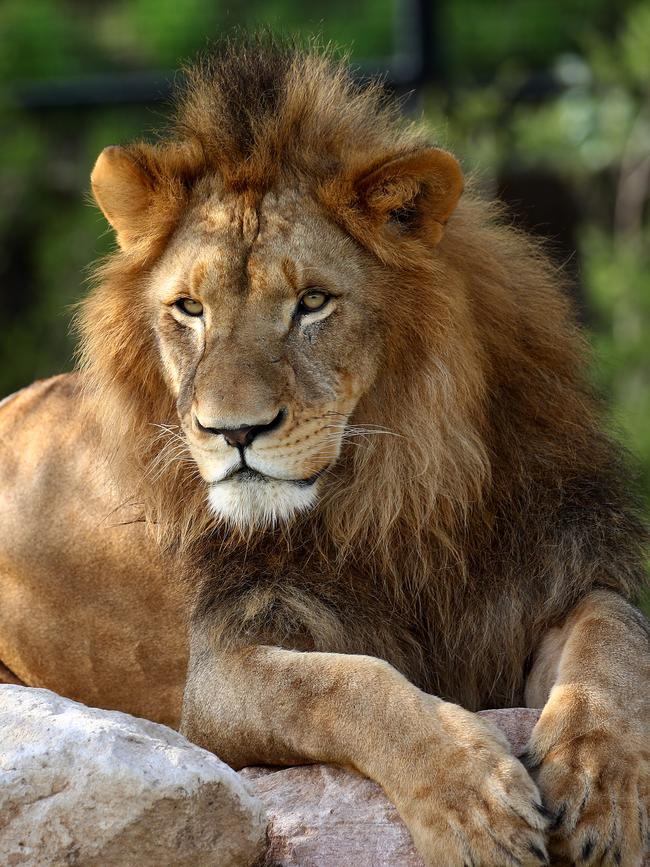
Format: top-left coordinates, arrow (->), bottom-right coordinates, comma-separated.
523,722 -> 649,867
405,761 -> 549,865
393,711 -> 550,866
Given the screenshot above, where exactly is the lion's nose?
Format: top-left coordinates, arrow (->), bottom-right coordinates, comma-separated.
219,426 -> 256,448
195,409 -> 286,448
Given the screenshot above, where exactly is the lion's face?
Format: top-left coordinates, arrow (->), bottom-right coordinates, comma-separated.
90,130 -> 462,531
148,185 -> 385,527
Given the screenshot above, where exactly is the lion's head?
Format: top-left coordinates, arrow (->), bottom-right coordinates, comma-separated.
81,37 -> 475,535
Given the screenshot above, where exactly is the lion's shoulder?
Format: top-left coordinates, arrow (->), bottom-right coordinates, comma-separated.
0,372 -> 81,432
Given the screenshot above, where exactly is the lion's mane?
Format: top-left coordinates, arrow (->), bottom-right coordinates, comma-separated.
76,35 -> 647,710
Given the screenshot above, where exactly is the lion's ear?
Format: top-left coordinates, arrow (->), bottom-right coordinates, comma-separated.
91,146 -> 155,249
353,148 -> 464,245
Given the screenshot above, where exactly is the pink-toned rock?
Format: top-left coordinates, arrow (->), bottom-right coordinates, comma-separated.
242,708 -> 541,867
480,706 -> 541,755
242,763 -> 421,867
243,707 -> 645,867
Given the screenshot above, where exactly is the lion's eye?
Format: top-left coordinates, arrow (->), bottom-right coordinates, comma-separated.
298,290 -> 329,315
176,298 -> 204,317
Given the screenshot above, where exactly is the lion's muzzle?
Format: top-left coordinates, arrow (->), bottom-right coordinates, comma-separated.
193,407 -> 286,449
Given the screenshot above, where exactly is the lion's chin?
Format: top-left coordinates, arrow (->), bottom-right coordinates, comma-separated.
207,475 -> 319,529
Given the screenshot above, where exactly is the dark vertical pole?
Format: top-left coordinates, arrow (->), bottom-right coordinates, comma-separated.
395,0 -> 442,87
417,0 -> 440,85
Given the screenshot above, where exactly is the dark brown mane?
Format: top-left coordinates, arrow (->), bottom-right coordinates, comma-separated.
174,34 -> 418,191
76,34 -> 648,712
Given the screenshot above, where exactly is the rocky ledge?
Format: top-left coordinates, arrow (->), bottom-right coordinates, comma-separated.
1,687 -> 645,866
0,686 -> 266,866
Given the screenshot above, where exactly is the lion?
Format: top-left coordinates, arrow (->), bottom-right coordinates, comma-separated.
0,36 -> 648,866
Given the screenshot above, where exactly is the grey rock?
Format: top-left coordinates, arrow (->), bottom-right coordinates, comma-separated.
0,685 -> 266,867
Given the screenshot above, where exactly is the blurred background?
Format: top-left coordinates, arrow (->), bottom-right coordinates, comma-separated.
1,0 -> 649,528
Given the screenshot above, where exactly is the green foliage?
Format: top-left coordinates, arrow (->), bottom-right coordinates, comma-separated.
443,0 -> 634,77
587,232 -> 650,509
0,0 -> 395,80
0,0 -> 87,80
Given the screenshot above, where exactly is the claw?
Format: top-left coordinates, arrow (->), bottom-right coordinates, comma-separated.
520,749 -> 541,771
550,803 -> 567,832
527,841 -> 549,864
580,837 -> 595,861
533,801 -> 553,821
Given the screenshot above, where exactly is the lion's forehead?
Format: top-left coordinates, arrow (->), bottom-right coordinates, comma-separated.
165,187 -> 364,303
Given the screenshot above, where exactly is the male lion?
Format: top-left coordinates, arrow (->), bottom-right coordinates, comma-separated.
0,37 -> 648,866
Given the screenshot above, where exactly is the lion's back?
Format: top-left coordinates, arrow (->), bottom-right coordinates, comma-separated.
0,372 -> 187,726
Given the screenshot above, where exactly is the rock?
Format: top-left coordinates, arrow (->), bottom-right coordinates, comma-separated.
480,706 -> 541,755
0,685 -> 266,867
3,691 -> 645,866
247,752 -> 650,866
241,709 -> 537,867
242,763 -> 419,867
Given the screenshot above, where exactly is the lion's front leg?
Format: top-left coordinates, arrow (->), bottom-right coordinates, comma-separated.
182,626 -> 549,867
525,590 -> 650,866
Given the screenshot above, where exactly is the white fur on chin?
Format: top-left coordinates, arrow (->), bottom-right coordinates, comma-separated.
207,475 -> 319,529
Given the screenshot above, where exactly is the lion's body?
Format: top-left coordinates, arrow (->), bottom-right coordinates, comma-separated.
0,374 -> 186,725
0,37 -> 648,865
